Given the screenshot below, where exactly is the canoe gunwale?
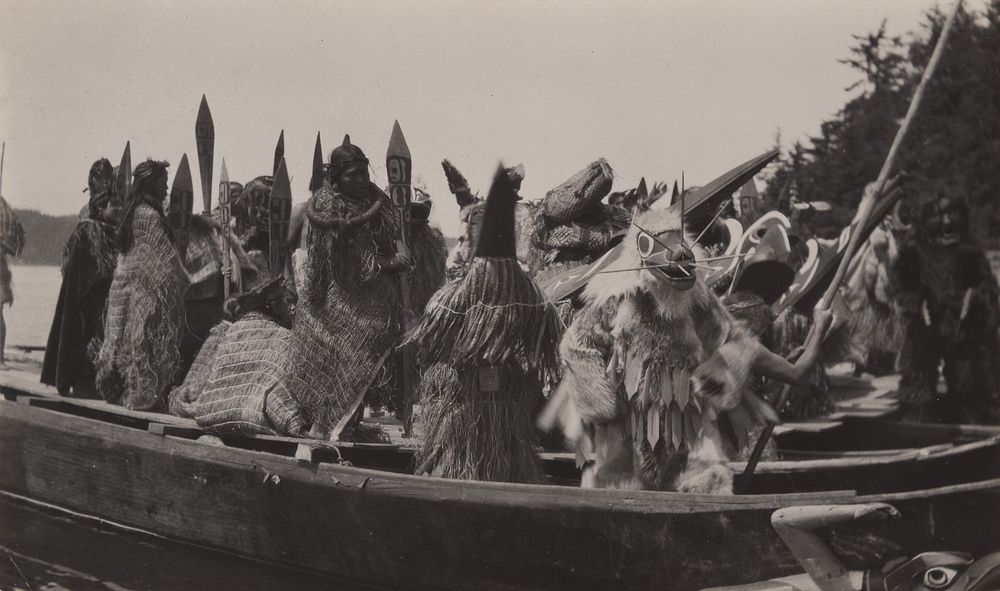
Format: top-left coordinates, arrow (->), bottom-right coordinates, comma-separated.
6,394 -> 1000,511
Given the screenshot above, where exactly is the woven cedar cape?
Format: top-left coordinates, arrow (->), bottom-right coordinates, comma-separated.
0,196 -> 25,257
170,179 -> 403,434
528,159 -> 629,282
408,165 -> 561,483
169,314 -> 304,434
178,214 -> 257,377
291,180 -> 404,429
97,204 -> 189,410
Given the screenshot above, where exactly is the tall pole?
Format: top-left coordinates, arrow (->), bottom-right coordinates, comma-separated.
817,0 -> 963,311
739,0 -> 963,495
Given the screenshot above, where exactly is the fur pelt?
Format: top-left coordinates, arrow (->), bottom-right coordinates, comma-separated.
893,233 -> 1000,423
63,219 -> 116,279
843,235 -> 903,367
560,207 -> 764,493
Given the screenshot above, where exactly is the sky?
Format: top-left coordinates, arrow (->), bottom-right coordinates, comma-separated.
0,0 -> 970,239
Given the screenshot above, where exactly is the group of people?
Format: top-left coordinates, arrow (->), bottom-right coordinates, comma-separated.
38,135 -> 1000,495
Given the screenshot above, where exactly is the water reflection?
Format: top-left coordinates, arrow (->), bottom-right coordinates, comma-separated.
0,495 -> 363,591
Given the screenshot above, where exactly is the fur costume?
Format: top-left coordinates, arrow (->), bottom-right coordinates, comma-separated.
893,195 -> 1000,423
408,166 -> 561,483
721,292 -> 778,460
560,205 -> 766,493
97,189 -> 189,410
843,227 -> 904,373
406,195 -> 448,314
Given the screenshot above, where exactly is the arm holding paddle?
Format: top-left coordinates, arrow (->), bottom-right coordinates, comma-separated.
753,308 -> 834,388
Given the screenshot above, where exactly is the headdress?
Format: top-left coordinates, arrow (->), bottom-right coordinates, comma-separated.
236,176 -> 273,232
411,185 -> 432,223
117,159 -> 171,252
328,134 -> 369,181
87,158 -> 117,217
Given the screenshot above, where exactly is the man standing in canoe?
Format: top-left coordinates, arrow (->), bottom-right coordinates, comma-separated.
291,135 -> 412,435
97,159 -> 189,410
42,158 -> 122,396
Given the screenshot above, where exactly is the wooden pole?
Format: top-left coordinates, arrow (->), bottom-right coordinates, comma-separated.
817,0 -> 962,311
739,0 -> 963,495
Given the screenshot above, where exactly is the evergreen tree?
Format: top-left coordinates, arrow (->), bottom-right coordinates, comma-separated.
765,1 -> 1000,247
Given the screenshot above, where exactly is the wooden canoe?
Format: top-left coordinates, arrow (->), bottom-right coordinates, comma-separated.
2,373 -> 1000,590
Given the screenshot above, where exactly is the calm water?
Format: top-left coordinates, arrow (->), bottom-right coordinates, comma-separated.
1,265 -> 365,590
4,264 -> 61,349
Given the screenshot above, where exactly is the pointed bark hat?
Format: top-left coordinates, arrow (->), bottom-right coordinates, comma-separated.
473,164 -> 519,258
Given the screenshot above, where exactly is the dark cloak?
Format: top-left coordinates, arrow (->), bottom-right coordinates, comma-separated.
41,219 -> 117,397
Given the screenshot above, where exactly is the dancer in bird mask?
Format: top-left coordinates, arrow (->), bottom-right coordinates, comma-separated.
558,202 -> 831,493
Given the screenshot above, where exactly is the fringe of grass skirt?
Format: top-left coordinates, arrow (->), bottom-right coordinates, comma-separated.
405,257 -> 561,379
415,362 -> 543,483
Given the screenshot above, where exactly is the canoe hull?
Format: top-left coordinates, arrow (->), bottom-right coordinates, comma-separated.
3,399 -> 1000,591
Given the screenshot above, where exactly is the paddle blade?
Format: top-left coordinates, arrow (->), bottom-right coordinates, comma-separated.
309,131 -> 324,192
269,158 -> 293,278
117,141 -> 132,198
218,158 -> 230,218
168,154 -> 194,253
386,120 -> 413,222
273,129 -> 285,177
195,95 -> 215,213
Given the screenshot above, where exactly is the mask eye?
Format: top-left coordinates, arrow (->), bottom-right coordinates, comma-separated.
924,566 -> 959,589
637,231 -> 655,259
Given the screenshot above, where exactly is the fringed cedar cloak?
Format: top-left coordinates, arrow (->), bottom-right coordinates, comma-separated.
170,139 -> 404,435
408,165 -> 561,483
97,161 -> 189,410
42,158 -> 119,397
559,204 -> 769,494
291,178 -> 403,429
